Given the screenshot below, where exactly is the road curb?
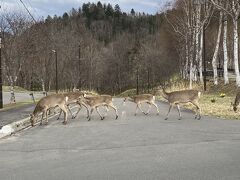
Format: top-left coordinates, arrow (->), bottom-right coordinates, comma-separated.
0,106 -> 79,140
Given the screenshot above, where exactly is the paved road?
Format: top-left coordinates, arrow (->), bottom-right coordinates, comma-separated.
3,92 -> 44,105
0,104 -> 35,128
0,92 -> 45,127
0,99 -> 240,180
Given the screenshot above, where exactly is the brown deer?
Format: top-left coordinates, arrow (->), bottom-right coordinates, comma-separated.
124,94 -> 159,115
57,91 -> 89,120
162,89 -> 201,120
30,94 -> 68,126
78,94 -> 118,121
232,91 -> 240,112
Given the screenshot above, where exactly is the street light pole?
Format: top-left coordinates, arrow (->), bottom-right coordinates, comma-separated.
0,34 -> 3,109
52,50 -> 58,93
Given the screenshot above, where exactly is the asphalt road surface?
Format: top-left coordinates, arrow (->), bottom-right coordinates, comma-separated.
1,99 -> 240,180
0,104 -> 35,128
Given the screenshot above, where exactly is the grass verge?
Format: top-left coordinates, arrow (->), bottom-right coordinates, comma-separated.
0,101 -> 35,112
3,86 -> 29,92
118,81 -> 240,120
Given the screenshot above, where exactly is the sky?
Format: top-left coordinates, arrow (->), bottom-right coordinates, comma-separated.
0,0 -> 172,19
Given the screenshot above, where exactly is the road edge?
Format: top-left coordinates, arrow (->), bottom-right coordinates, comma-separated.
0,105 -> 79,140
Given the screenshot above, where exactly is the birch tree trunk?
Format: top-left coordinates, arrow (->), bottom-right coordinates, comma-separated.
9,76 -> 17,104
41,79 -> 46,92
189,41 -> 194,89
199,27 -> 204,83
184,40 -> 189,79
211,11 -> 223,85
222,12 -> 229,84
189,58 -> 193,89
233,19 -> 240,86
195,3 -> 201,82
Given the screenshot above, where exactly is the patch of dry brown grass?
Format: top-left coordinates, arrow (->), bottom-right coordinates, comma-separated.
157,81 -> 240,120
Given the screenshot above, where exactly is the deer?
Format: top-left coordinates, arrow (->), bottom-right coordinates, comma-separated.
77,94 -> 119,121
162,89 -> 201,120
57,91 -> 89,120
123,94 -> 159,116
30,94 -> 69,126
231,91 -> 240,112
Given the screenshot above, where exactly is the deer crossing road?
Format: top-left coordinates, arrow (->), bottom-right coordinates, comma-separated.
0,98 -> 240,180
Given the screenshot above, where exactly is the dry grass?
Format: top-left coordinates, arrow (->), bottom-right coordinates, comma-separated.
198,94 -> 240,120
3,86 -> 28,92
115,80 -> 240,120
159,81 -> 240,120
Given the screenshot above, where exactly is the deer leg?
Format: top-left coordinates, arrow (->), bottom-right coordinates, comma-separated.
176,104 -> 182,120
152,102 -> 160,115
66,104 -> 75,119
40,111 -> 45,126
192,102 -> 201,120
146,102 -> 152,115
72,103 -> 82,119
45,110 -> 49,125
57,110 -> 62,120
59,105 -> 68,125
88,108 -> 94,121
138,103 -> 147,115
82,103 -> 90,119
108,103 -> 119,120
104,105 -> 109,117
96,106 -> 104,120
165,104 -> 173,120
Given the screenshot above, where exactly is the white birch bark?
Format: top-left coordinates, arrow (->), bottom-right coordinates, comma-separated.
233,19 -> 240,86
184,38 -> 189,79
211,11 -> 223,85
41,78 -> 45,92
189,59 -> 193,89
199,27 -> 204,83
210,0 -> 240,86
195,3 -> 201,82
222,12 -> 229,84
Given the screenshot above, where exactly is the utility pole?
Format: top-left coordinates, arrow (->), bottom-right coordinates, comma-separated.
0,34 -> 3,109
52,50 -> 58,93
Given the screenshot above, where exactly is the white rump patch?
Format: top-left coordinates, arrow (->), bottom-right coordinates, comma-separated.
198,92 -> 201,98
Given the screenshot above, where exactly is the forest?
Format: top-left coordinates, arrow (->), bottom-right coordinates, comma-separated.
1,0 -> 240,94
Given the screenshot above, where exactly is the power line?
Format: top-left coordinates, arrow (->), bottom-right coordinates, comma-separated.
25,0 -> 42,21
19,0 -> 37,23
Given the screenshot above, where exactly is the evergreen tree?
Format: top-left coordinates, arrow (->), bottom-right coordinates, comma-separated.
114,4 -> 121,17
105,3 -> 114,17
131,8 -> 135,16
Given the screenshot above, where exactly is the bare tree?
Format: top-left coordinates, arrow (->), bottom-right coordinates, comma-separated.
211,0 -> 240,86
211,11 -> 223,85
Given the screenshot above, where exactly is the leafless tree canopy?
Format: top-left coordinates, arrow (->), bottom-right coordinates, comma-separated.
0,2 -> 178,94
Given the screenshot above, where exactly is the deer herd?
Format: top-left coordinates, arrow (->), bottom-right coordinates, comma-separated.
30,88 -> 204,127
